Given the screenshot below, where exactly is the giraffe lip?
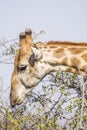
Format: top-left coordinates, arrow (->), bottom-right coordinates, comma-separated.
11,102 -> 16,107
11,96 -> 25,107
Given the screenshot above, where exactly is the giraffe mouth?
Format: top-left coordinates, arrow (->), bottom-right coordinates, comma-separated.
11,96 -> 24,107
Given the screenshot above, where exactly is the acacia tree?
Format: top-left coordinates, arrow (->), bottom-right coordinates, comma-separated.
0,34 -> 87,130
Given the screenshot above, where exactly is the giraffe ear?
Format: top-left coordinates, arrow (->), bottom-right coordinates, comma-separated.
31,47 -> 42,60
29,47 -> 42,67
28,53 -> 35,67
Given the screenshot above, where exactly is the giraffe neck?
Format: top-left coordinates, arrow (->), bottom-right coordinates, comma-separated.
36,41 -> 87,76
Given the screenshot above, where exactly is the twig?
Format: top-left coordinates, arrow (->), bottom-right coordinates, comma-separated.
79,76 -> 85,129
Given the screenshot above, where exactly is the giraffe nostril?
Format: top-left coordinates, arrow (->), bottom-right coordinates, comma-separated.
10,99 -> 17,107
11,102 -> 16,107
17,65 -> 27,72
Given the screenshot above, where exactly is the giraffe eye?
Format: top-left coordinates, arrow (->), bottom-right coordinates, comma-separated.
17,65 -> 27,72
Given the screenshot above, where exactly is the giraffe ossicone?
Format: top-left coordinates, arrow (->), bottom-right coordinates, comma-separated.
10,28 -> 87,107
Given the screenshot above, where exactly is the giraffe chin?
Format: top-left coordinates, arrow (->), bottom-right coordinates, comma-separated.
10,93 -> 26,107
10,84 -> 31,107
11,98 -> 24,107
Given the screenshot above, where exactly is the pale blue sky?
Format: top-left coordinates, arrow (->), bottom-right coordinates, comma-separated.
0,0 -> 87,102
0,0 -> 87,41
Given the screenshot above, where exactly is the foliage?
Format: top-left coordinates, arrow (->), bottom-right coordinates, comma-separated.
0,71 -> 87,130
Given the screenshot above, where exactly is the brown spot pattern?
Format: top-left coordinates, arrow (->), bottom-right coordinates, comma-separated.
66,67 -> 78,74
68,48 -> 86,54
46,41 -> 87,48
47,49 -> 51,52
49,45 -> 58,48
53,48 -> 65,58
62,57 -> 68,66
70,57 -> 81,68
81,65 -> 87,71
81,53 -> 87,62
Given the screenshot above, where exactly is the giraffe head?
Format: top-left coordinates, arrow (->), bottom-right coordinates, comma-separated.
10,28 -> 43,107
10,28 -> 87,107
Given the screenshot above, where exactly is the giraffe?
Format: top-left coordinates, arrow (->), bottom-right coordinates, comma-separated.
10,28 -> 87,107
